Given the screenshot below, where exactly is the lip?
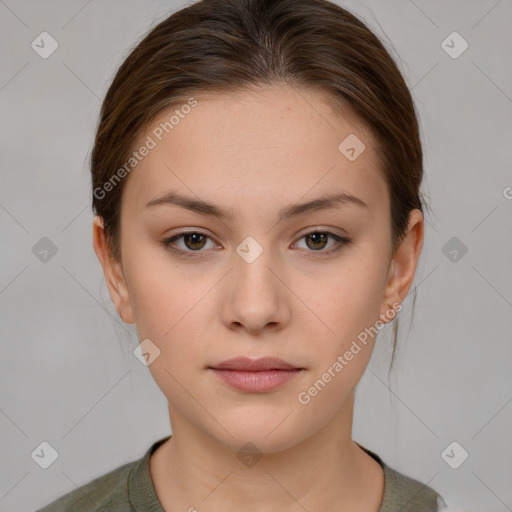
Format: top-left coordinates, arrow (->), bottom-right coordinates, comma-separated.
208,357 -> 304,393
210,356 -> 301,371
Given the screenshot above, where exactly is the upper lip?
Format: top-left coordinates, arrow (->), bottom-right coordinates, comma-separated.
209,356 -> 302,371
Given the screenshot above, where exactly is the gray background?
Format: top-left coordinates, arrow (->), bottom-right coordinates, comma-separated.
1,1 -> 511,511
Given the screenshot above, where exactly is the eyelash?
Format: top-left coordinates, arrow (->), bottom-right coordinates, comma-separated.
161,230 -> 352,259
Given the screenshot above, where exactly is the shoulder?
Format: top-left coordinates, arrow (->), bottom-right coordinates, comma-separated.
356,442 -> 443,512
35,459 -> 136,512
380,462 -> 443,512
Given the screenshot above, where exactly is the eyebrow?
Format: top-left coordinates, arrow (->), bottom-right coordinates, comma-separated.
143,190 -> 368,221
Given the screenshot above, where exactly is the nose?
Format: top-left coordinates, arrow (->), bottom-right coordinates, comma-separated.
221,244 -> 290,335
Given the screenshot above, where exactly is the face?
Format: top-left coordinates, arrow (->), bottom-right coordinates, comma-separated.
93,84 -> 423,453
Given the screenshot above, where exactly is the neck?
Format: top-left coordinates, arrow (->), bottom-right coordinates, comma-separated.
150,395 -> 384,512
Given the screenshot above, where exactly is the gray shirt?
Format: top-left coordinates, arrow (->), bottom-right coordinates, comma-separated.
36,436 -> 443,511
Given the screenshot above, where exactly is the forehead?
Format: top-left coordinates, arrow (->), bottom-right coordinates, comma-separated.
124,84 -> 388,220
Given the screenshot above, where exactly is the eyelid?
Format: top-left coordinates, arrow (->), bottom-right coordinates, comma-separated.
295,225 -> 348,239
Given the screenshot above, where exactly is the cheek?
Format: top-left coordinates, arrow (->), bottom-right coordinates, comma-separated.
123,254 -> 208,404
294,256 -> 388,407
294,266 -> 384,415
122,237 -> 222,342
305,259 -> 385,345
122,238 -> 199,331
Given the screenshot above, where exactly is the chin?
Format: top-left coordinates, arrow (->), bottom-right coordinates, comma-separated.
207,414 -> 309,455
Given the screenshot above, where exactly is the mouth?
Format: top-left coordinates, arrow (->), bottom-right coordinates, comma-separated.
208,356 -> 305,393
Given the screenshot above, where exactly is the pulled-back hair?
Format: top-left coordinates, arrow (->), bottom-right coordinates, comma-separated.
90,0 -> 427,370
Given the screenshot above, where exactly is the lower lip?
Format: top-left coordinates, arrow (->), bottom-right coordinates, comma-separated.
209,369 -> 302,393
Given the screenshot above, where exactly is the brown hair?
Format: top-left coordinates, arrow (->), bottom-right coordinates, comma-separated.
90,0 -> 427,371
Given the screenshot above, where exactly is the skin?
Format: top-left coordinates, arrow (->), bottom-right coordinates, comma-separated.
92,83 -> 423,511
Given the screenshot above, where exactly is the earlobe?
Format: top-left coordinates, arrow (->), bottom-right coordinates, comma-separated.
379,209 -> 424,323
92,215 -> 134,323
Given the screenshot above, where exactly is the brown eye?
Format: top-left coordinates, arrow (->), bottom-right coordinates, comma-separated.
161,231 -> 217,259
182,233 -> 207,250
294,231 -> 352,257
305,232 -> 329,250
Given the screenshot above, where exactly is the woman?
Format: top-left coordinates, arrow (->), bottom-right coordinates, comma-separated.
38,0 -> 449,510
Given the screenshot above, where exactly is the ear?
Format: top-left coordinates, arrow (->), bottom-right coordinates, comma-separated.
379,209 -> 424,323
92,215 -> 134,323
